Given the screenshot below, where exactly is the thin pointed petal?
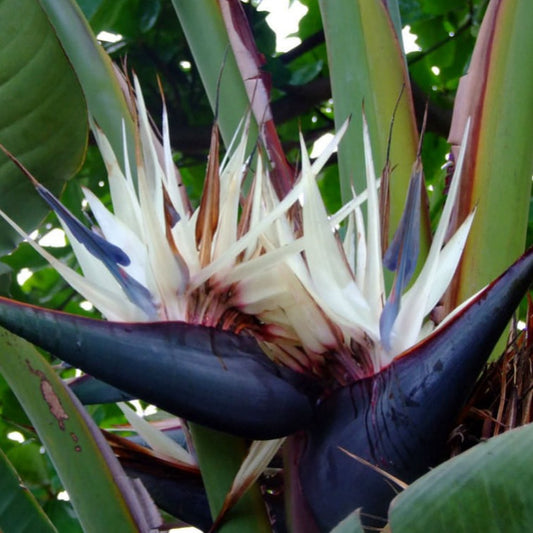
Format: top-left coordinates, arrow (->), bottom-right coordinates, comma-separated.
92,123 -> 143,237
311,118 -> 350,175
422,210 -> 476,316
117,402 -> 196,467
299,133 -> 375,336
361,113 -> 385,319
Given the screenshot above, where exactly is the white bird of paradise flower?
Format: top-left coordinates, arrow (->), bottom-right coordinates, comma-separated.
0,77 -> 473,388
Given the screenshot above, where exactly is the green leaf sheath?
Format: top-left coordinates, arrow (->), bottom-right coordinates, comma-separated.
190,424 -> 272,533
329,510 -> 365,533
317,0 -> 427,249
170,0 -> 259,150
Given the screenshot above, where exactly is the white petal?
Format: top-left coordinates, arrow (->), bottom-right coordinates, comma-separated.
300,132 -> 375,335
389,120 -> 472,354
92,124 -> 143,236
423,210 -> 475,315
82,187 -> 149,287
213,131 -> 248,260
361,114 -> 385,320
310,117 -> 350,175
161,103 -> 190,220
329,179 -> 380,228
137,165 -> 189,319
0,209 -> 144,321
118,402 -> 196,467
191,179 -> 305,289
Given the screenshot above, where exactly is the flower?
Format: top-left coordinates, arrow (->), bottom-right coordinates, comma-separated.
1,76 -> 533,532
0,77 -> 474,387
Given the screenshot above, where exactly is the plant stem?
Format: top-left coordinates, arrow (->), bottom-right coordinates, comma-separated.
190,423 -> 272,533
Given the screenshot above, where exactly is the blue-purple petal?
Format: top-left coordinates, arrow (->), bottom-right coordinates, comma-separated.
36,184 -> 130,266
36,184 -> 156,317
380,163 -> 422,348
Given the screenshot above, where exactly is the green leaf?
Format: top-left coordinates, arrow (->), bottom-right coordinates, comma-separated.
6,441 -> 51,487
0,446 -> 57,533
0,0 -> 88,255
317,0 -> 430,253
389,424 -> 533,532
39,0 -> 137,180
0,327 -> 155,533
290,59 -> 324,86
44,500 -> 83,533
421,0 -> 465,16
170,0 -> 258,149
75,0 -> 105,22
190,424 -> 271,533
329,509 -> 365,533
139,0 -> 161,33
447,0 -> 533,308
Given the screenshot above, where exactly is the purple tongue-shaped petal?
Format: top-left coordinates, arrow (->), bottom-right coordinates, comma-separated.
0,299 -> 315,439
299,246 -> 533,530
380,160 -> 422,351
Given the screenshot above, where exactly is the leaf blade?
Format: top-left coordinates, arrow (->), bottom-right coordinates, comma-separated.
0,328 -> 156,533
0,446 -> 58,533
0,0 -> 88,254
389,424 -> 533,532
447,0 -> 533,309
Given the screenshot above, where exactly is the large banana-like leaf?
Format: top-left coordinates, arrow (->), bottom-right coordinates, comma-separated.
0,0 -> 87,254
0,328 -> 157,533
447,0 -> 533,308
318,0 -> 429,251
389,423 -> 533,532
38,0 -> 137,178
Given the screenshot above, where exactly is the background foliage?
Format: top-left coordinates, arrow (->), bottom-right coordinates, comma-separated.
1,0 -> 529,530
